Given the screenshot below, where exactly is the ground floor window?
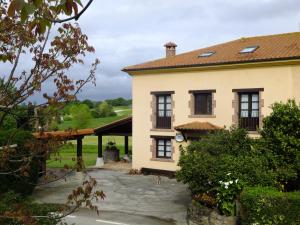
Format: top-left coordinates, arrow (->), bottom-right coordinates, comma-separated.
156,138 -> 172,159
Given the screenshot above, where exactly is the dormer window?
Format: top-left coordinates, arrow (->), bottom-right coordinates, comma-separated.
240,46 -> 259,54
199,51 -> 215,57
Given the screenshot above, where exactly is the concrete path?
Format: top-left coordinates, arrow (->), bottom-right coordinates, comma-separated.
33,169 -> 191,225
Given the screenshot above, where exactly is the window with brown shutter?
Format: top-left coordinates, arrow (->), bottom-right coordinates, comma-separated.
194,93 -> 212,115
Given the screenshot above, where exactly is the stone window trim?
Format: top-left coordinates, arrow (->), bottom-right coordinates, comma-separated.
150,91 -> 175,130
188,89 -> 216,118
150,136 -> 175,162
232,88 -> 264,131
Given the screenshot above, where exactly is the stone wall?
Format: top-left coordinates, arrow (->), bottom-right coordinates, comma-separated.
187,203 -> 237,225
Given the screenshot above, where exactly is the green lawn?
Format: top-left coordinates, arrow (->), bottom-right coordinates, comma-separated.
47,136 -> 132,168
58,106 -> 132,130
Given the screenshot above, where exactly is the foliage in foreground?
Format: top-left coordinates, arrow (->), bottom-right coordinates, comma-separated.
176,100 -> 300,218
176,127 -> 275,195
240,186 -> 300,225
0,191 -> 63,225
0,129 -> 39,195
260,99 -> 300,190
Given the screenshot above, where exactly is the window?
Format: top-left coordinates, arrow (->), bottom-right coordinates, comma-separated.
156,138 -> 172,159
199,51 -> 215,57
194,93 -> 212,115
240,46 -> 259,54
239,92 -> 259,131
156,95 -> 172,129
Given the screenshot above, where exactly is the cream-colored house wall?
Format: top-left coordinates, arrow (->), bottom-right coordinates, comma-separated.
292,66 -> 300,102
131,65 -> 298,171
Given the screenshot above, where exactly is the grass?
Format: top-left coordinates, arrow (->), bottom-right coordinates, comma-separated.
58,106 -> 132,130
47,136 -> 132,168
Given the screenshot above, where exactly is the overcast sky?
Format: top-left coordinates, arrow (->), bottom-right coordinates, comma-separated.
5,0 -> 300,102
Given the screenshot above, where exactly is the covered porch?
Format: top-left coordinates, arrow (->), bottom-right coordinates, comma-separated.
94,117 -> 132,167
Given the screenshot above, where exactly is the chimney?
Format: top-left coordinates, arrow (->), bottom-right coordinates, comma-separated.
164,42 -> 177,58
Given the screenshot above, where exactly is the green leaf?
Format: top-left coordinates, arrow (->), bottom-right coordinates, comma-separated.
75,0 -> 83,7
20,7 -> 28,23
33,0 -> 43,7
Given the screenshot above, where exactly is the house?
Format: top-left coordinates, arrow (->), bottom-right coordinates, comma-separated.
123,32 -> 300,172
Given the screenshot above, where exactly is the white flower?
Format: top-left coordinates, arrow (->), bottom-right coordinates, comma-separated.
219,181 -> 223,184
229,180 -> 233,184
235,179 -> 239,183
225,185 -> 228,189
224,182 -> 229,186
226,173 -> 231,176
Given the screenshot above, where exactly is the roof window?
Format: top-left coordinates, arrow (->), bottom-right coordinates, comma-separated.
240,46 -> 259,54
199,51 -> 215,57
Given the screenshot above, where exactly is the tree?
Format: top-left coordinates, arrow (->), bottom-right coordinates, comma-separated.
69,103 -> 91,128
260,99 -> 300,190
82,99 -> 94,109
0,1 -> 104,224
97,101 -> 116,117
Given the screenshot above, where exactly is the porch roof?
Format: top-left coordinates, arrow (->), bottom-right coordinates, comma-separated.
174,121 -> 222,132
94,116 -> 132,136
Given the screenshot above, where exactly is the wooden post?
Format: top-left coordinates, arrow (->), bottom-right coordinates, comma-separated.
77,137 -> 83,159
98,135 -> 103,158
125,136 -> 129,155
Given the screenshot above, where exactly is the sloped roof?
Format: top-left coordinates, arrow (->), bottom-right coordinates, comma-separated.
94,116 -> 132,135
123,32 -> 300,72
174,122 -> 222,131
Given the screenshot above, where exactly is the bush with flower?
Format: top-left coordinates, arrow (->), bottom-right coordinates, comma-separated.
217,173 -> 243,216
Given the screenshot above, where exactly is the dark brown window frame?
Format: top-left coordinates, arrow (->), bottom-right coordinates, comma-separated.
155,94 -> 172,129
189,90 -> 216,116
155,137 -> 172,159
238,92 -> 260,131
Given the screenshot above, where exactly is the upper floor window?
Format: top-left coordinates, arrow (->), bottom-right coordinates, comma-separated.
156,94 -> 172,129
194,93 -> 212,115
239,92 -> 259,131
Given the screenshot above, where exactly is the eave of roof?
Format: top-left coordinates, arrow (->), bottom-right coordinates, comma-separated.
174,121 -> 222,131
33,128 -> 95,140
123,56 -> 300,73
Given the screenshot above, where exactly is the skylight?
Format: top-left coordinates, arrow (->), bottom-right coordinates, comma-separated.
240,46 -> 259,54
199,51 -> 215,57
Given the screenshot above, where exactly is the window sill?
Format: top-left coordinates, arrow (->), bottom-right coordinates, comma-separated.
151,128 -> 175,132
247,131 -> 260,135
151,158 -> 174,162
188,114 -> 216,118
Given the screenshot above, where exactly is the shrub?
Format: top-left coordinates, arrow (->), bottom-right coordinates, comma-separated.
260,99 -> 300,190
0,129 -> 39,195
240,186 -> 300,225
96,101 -> 116,117
217,173 -> 243,216
176,127 -> 276,195
0,191 -> 62,225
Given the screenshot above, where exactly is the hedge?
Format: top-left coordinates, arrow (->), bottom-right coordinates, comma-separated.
239,186 -> 300,225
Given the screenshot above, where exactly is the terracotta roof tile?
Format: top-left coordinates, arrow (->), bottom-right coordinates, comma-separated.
123,32 -> 300,72
174,122 -> 222,131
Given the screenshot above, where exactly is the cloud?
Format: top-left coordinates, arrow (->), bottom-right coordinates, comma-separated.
3,0 -> 300,102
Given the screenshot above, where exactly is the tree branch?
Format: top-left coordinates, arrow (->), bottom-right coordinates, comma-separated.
50,0 -> 93,23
